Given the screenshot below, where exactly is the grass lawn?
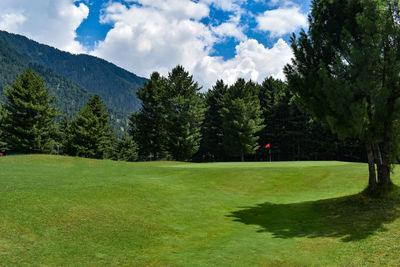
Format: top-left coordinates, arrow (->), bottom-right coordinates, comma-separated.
0,155 -> 399,266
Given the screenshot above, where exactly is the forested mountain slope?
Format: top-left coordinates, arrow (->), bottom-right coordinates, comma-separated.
0,30 -> 147,132
0,40 -> 90,119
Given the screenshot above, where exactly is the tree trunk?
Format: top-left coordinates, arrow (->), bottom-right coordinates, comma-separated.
372,143 -> 384,182
366,142 -> 377,190
378,141 -> 392,185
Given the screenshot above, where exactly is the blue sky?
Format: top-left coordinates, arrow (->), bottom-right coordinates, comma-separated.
0,0 -> 311,88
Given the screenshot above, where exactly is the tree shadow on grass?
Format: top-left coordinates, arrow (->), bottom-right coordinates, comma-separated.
228,191 -> 400,242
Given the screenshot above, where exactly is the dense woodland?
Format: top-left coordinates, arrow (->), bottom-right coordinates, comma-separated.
0,66 -> 365,163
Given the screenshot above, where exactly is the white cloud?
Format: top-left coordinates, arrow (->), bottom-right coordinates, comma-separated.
0,0 -> 89,54
91,0 -> 294,89
93,1 -> 215,78
0,13 -> 27,32
193,38 -> 293,89
211,21 -> 246,41
257,7 -> 307,37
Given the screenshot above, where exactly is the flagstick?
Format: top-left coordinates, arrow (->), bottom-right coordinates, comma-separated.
269,149 -> 271,162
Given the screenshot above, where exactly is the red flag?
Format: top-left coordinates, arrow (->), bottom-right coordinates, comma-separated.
265,144 -> 270,148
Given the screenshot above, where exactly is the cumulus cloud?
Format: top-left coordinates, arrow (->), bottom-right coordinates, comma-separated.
92,0 -> 294,89
0,0 -> 89,54
93,0 -> 214,78
257,6 -> 308,37
193,38 -> 292,89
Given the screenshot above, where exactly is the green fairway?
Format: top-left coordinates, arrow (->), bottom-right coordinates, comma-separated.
0,155 -> 399,266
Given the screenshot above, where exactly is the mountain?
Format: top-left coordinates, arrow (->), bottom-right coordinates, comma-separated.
0,30 -> 147,133
0,39 -> 91,119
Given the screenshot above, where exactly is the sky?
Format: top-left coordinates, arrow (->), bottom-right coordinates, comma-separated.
0,0 -> 311,89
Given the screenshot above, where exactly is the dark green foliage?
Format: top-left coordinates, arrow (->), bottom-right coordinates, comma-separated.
284,0 -> 400,189
220,79 -> 264,161
3,68 -> 59,153
0,100 -> 7,151
65,95 -> 113,158
257,77 -> 364,161
131,72 -> 169,160
132,66 -> 205,161
116,135 -> 138,162
57,116 -> 70,154
196,80 -> 228,161
165,66 -> 206,161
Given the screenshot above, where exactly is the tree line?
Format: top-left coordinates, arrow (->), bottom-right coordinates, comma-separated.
0,66 -> 364,163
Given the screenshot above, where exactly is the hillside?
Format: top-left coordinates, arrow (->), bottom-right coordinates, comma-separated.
0,155 -> 399,265
0,40 -> 91,119
0,30 -> 147,132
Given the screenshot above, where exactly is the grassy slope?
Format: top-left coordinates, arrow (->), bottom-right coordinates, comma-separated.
0,155 -> 399,266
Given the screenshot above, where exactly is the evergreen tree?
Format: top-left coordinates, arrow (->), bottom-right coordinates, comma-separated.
284,0 -> 400,191
131,72 -> 169,160
3,68 -> 58,153
220,79 -> 264,161
197,80 -> 228,161
116,134 -> 138,162
58,116 -> 70,154
66,95 -> 114,158
165,66 -> 206,161
0,100 -> 7,151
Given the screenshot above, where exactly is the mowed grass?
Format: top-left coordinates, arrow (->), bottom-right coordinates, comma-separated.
0,155 -> 400,266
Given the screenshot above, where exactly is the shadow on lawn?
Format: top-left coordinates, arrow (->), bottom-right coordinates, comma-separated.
228,191 -> 400,242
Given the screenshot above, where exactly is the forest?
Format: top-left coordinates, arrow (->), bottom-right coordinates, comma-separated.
0,66 -> 364,163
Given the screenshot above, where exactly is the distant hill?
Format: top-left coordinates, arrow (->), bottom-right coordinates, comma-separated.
0,30 -> 147,133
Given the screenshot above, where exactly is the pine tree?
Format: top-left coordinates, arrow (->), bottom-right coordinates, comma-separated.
131,72 -> 169,160
66,95 -> 114,158
165,66 -> 206,161
3,68 -> 58,153
197,80 -> 228,161
0,100 -> 7,151
284,0 -> 400,191
220,79 -> 264,161
116,134 -> 138,162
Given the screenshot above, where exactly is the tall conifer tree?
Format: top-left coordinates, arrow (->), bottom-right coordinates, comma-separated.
0,100 -> 7,151
198,80 -> 228,161
284,0 -> 400,190
131,72 -> 168,160
220,79 -> 264,161
66,95 -> 113,158
165,66 -> 206,161
3,68 -> 58,153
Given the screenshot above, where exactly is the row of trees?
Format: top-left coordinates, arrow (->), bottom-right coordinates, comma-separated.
130,67 -> 266,162
131,66 -> 364,162
0,69 -> 138,161
0,66 -> 364,164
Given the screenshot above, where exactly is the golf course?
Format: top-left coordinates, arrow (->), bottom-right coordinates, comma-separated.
1,155 -> 399,266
